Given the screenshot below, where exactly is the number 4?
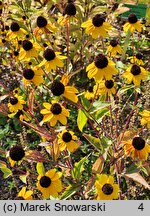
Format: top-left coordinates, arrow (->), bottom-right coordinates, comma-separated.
138,203 -> 144,211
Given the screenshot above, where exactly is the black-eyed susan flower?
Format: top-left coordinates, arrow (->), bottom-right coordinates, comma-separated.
86,54 -> 118,81
81,14 -> 111,39
37,169 -> 62,199
122,64 -> 148,86
19,39 -> 41,61
129,52 -> 144,65
15,187 -> 33,200
8,145 -> 25,167
13,88 -> 20,95
139,110 -> 150,129
95,174 -> 119,200
94,79 -> 116,96
57,130 -> 79,152
40,102 -> 69,127
107,39 -> 123,57
8,95 -> 25,113
57,2 -> 77,26
123,136 -> 150,160
34,15 -> 57,35
50,75 -> 78,103
123,13 -> 143,33
23,67 -> 44,86
39,48 -> 67,72
7,22 -> 27,40
84,86 -> 95,100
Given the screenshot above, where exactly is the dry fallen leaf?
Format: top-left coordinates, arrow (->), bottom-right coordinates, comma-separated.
124,172 -> 150,190
92,155 -> 104,174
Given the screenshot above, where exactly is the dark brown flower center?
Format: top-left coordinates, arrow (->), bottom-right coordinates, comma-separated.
128,13 -> 138,24
88,86 -> 93,93
64,3 -> 76,16
15,196 -> 25,200
51,81 -> 65,96
94,54 -> 108,69
10,97 -> 18,105
37,16 -> 48,28
22,40 -> 33,51
51,103 -> 62,115
14,51 -> 19,56
102,183 -> 113,195
110,39 -> 118,47
23,69 -> 35,80
43,48 -> 56,61
105,80 -> 114,89
22,16 -> 26,20
92,14 -> 105,27
136,52 -> 143,60
131,64 -> 141,75
132,137 -> 145,150
62,132 -> 72,142
5,25 -> 9,30
9,145 -> 25,161
2,39 -> 6,43
10,22 -> 20,32
40,176 -> 51,188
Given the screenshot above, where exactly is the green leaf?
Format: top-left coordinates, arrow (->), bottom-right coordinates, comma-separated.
95,108 -> 109,123
81,96 -> 91,110
77,109 -> 88,132
90,101 -> 110,114
118,85 -> 134,95
101,136 -> 112,149
126,163 -> 141,174
19,175 -> 27,184
0,124 -> 9,139
36,162 -> 45,175
0,167 -> 12,179
60,184 -> 81,200
72,157 -> 86,180
83,133 -> 103,151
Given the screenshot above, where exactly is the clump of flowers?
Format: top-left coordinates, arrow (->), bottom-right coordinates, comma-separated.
0,0 -> 149,201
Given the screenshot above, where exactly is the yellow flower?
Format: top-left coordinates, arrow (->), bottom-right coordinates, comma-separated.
8,95 -> 25,113
123,136 -> 150,160
95,174 -> 119,200
7,22 -> 27,39
57,2 -> 77,26
15,187 -> 33,200
86,54 -> 118,81
34,16 -> 57,35
107,39 -> 123,57
94,79 -> 116,96
129,52 -> 144,65
39,48 -> 67,72
37,169 -> 62,199
139,110 -> 150,129
123,13 -> 143,33
57,130 -> 79,152
50,75 -> 78,103
81,14 -> 111,39
41,102 -> 69,127
13,88 -> 20,95
8,145 -> 25,167
19,39 -> 41,61
23,67 -> 44,86
84,86 -> 95,100
122,64 -> 148,86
